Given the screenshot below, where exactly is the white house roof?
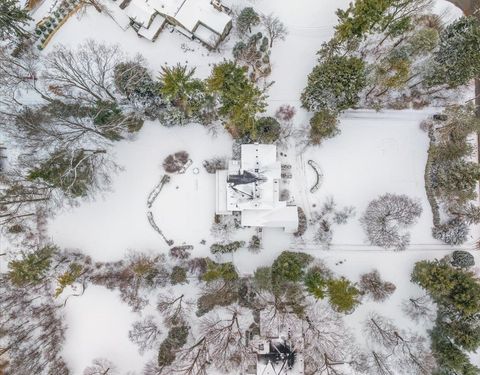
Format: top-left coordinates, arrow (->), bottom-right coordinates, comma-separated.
175,0 -> 231,34
216,143 -> 298,233
241,206 -> 298,233
124,0 -> 156,26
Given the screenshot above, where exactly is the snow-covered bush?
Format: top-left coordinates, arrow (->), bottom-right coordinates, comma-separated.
248,235 -> 261,253
163,151 -> 189,173
451,250 -> 475,268
275,104 -> 296,122
311,197 -> 355,248
359,269 -> 396,301
361,193 -> 422,251
293,207 -> 307,237
432,218 -> 469,246
210,241 -> 245,254
169,245 -> 192,260
203,157 -> 227,174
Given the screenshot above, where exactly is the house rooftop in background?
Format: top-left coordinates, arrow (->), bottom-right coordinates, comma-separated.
108,0 -> 232,48
216,144 -> 299,233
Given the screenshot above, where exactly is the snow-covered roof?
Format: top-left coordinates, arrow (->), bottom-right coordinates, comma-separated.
242,206 -> 298,233
175,0 -> 231,34
216,144 -> 298,232
137,13 -> 166,40
124,0 -> 156,26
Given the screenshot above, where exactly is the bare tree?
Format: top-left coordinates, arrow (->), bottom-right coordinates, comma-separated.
157,293 -> 194,327
83,358 -> 118,375
361,194 -> 422,251
260,14 -> 288,47
363,313 -> 435,374
199,307 -> 252,373
171,337 -> 209,375
43,40 -> 124,103
303,303 -> 360,375
128,316 -> 162,354
401,295 -> 436,323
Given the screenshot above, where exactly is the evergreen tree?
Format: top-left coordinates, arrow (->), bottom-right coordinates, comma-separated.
0,0 -> 31,40
426,16 -> 480,88
270,251 -> 313,288
236,7 -> 260,34
304,267 -> 328,299
327,277 -> 360,313
207,61 -> 267,137
301,55 -> 366,112
309,109 -> 340,145
8,246 -> 55,286
28,149 -> 105,198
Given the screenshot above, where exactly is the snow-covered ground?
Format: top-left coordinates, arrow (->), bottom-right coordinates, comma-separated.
27,0 -> 479,372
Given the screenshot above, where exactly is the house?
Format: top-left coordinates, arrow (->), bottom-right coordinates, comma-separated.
245,308 -> 305,375
109,0 -> 232,48
216,144 -> 299,233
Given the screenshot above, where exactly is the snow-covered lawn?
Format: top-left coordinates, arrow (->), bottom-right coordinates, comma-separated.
61,285 -> 145,374
34,0 -> 480,372
48,123 -> 233,261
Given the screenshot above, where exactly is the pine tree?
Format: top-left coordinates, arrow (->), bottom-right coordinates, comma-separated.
301,55 -> 367,112
8,246 -> 55,286
236,7 -> 260,34
327,277 -> 360,313
0,0 -> 31,40
207,61 -> 267,138
426,16 -> 480,88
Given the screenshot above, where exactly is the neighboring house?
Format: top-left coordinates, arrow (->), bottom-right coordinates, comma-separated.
216,144 -> 299,233
245,309 -> 305,375
108,0 -> 232,48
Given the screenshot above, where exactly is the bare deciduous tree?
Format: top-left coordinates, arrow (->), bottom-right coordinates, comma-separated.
83,358 -> 118,375
361,194 -> 422,251
260,13 -> 288,47
199,308 -> 252,372
363,313 -> 435,374
43,40 -> 124,103
157,293 -> 194,327
401,295 -> 436,323
128,316 -> 162,354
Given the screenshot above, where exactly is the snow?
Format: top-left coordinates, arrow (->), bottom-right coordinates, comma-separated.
61,285 -> 144,374
175,0 -> 231,35
14,0 -> 480,372
49,123 -> 233,261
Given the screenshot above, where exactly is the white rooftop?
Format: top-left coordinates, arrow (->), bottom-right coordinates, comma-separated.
216,144 -> 298,233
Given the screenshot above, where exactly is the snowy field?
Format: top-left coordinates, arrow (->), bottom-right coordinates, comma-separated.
28,0 -> 480,372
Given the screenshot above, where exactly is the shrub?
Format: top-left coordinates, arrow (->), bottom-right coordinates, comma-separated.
451,250 -> 475,268
170,266 -> 187,285
169,245 -> 192,260
254,116 -> 281,143
275,104 -> 296,122
163,151 -> 189,173
203,157 -> 227,174
359,270 -> 396,301
202,261 -> 238,282
432,218 -> 469,246
210,241 -> 245,254
293,207 -> 307,237
248,235 -> 261,253
309,110 -> 340,145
